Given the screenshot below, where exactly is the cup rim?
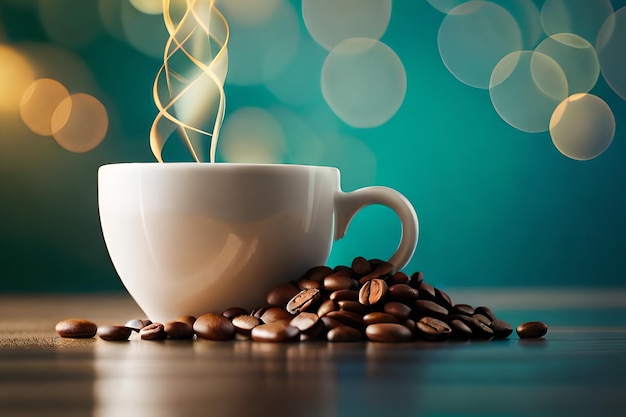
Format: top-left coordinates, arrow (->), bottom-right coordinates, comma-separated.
99,162 -> 340,173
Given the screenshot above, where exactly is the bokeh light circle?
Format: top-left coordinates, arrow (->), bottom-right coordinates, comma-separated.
19,78 -> 70,136
597,6 -> 626,101
438,1 -> 522,89
426,0 -> 468,14
550,93 -> 615,161
321,38 -> 406,128
51,93 -> 109,153
129,0 -> 163,15
534,33 -> 600,94
38,0 -> 102,48
218,107 -> 286,163
302,0 -> 391,51
489,51 -> 568,133
222,0 -> 299,85
540,0 -> 613,44
215,0 -> 281,27
120,0 -> 168,58
0,45 -> 35,113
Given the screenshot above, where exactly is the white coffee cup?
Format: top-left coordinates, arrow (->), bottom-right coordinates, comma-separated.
98,163 -> 418,323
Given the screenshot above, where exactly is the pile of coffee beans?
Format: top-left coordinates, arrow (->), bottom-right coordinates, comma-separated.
55,257 -> 548,343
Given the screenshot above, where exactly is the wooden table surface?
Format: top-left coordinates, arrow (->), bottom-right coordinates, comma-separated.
1,290 -> 625,417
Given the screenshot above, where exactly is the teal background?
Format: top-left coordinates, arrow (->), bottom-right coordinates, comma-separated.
1,0 -> 625,292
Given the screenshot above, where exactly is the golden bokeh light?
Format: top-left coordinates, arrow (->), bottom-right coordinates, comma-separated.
51,93 -> 109,153
19,78 -> 70,136
0,45 -> 35,113
129,0 -> 164,15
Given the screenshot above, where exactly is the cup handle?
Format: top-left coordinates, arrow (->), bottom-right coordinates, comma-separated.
334,186 -> 419,271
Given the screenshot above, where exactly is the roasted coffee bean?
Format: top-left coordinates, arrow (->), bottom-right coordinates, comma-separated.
193,313 -> 235,341
175,315 -> 197,326
389,271 -> 410,285
327,326 -> 363,342
416,317 -> 452,341
97,325 -> 132,341
124,319 -> 151,332
451,304 -> 475,316
260,307 -> 293,324
516,321 -> 548,339
413,300 -> 449,319
351,256 -> 372,276
359,261 -> 394,284
333,265 -> 354,275
329,289 -> 359,302
301,265 -> 334,282
164,321 -> 194,340
365,323 -> 412,343
251,307 -> 268,319
363,312 -> 399,326
404,319 -> 418,338
449,319 -> 473,340
321,316 -> 343,330
232,315 -> 261,337
490,319 -> 513,339
409,271 -> 424,288
456,315 -> 494,340
325,310 -> 364,329
286,288 -> 321,314
316,299 -> 336,317
388,283 -> 419,303
266,283 -> 301,308
296,278 -> 322,290
475,306 -> 496,322
358,278 -> 387,306
324,273 -> 358,292
55,318 -> 97,338
384,301 -> 412,321
434,288 -> 453,309
338,300 -> 368,315
289,312 -> 324,340
251,322 -> 299,343
418,281 -> 437,300
472,313 -> 492,326
140,322 -> 167,340
222,307 -> 249,320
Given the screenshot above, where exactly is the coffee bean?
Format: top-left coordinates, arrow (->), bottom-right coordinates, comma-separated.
365,323 -> 412,343
251,322 -> 299,343
301,265 -> 334,282
451,304 -> 475,316
97,325 -> 132,341
325,310 -> 364,329
289,312 -> 323,338
140,322 -> 168,340
418,281 -> 436,300
296,278 -> 322,290
193,313 -> 235,341
164,321 -> 194,340
338,300 -> 368,315
359,261 -> 394,284
475,306 -> 496,322
316,299 -> 336,317
358,278 -> 387,306
329,289 -> 359,302
516,321 -> 548,339
409,271 -> 424,288
55,318 -> 97,338
389,271 -> 410,285
388,283 -> 419,303
260,307 -> 293,324
123,319 -> 152,332
404,319 -> 418,338
231,315 -> 261,338
434,288 -> 453,309
413,300 -> 449,319
416,317 -> 451,341
175,315 -> 197,326
324,273 -> 358,292
222,307 -> 249,320
351,256 -> 372,276
333,265 -> 354,275
327,326 -> 363,342
363,312 -> 399,326
449,319 -> 473,340
266,283 -> 301,308
456,315 -> 494,340
472,313 -> 492,326
286,288 -> 321,314
383,301 -> 412,321
490,319 -> 513,339
320,316 -> 343,330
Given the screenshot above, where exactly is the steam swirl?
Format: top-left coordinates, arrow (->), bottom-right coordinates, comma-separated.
150,0 -> 229,162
